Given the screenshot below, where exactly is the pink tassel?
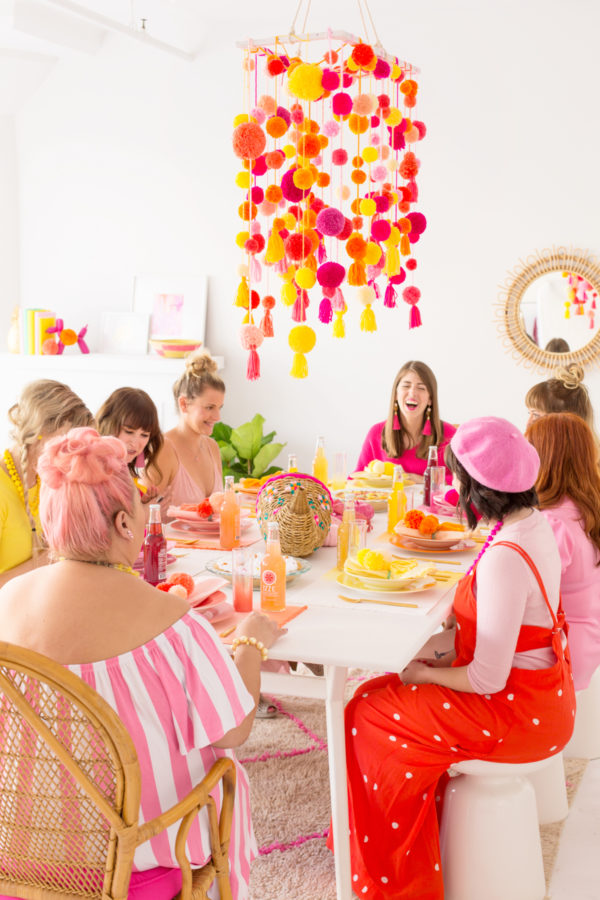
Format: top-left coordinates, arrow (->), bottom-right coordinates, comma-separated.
317,242 -> 327,264
260,310 -> 274,337
273,258 -> 288,275
408,179 -> 418,201
369,279 -> 381,300
247,348 -> 260,380
409,305 -> 422,329
250,257 -> 262,282
292,290 -> 308,322
422,418 -> 432,436
384,283 -> 397,308
319,297 -> 333,323
332,287 -> 346,312
322,285 -> 336,299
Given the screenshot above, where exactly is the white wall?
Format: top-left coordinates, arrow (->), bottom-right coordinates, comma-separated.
0,115 -> 19,322
10,0 -> 600,470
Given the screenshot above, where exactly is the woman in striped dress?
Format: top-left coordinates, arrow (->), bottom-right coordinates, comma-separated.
0,427 -> 283,899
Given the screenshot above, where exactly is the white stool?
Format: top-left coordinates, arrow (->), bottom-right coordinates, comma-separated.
527,751 -> 568,823
440,756 -> 559,900
564,666 -> 600,759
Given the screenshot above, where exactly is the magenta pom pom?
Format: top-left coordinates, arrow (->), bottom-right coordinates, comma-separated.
232,122 -> 266,160
317,261 -> 346,288
374,195 -> 391,213
332,92 -> 353,116
319,297 -> 333,323
276,105 -> 291,126
317,241 -> 326,263
250,186 -> 264,204
331,148 -> 348,166
390,269 -> 406,285
413,120 -> 427,138
316,207 -> 345,236
252,155 -> 267,176
388,125 -> 406,151
281,168 -> 309,202
322,68 -> 341,91
406,211 -> 426,236
371,219 -> 392,242
370,115 -> 380,128
373,59 -> 391,79
342,73 -> 353,88
406,258 -> 417,271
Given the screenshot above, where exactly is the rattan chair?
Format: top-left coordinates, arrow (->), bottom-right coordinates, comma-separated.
0,641 -> 236,900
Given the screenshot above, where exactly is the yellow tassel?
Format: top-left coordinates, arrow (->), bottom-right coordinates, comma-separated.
577,304 -> 585,316
360,305 -> 377,332
241,310 -> 250,324
235,277 -> 249,308
264,230 -> 285,264
348,261 -> 367,286
564,301 -> 571,320
281,283 -> 297,306
332,311 -> 345,338
290,351 -> 308,378
400,234 -> 411,256
383,246 -> 400,277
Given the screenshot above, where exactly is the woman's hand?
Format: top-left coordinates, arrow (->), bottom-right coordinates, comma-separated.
235,611 -> 286,649
401,660 -> 432,685
140,483 -> 160,504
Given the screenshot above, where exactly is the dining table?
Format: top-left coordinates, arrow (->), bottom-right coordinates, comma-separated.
165,511 -> 477,900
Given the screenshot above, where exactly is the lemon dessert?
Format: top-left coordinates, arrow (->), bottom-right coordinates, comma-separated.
344,548 -> 431,586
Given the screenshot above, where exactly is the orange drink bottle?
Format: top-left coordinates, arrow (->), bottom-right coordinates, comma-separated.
260,522 -> 286,612
143,503 -> 167,586
219,476 -> 241,550
312,435 -> 328,485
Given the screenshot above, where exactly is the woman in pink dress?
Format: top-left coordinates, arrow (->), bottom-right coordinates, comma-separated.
0,427 -> 284,899
526,412 -> 600,690
143,350 -> 224,512
356,360 -> 456,481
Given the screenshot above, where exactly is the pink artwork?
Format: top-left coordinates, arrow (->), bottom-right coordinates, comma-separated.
150,293 -> 184,337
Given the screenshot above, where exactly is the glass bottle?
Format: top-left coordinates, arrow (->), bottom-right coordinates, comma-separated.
312,435 -> 328,485
336,492 -> 356,570
260,522 -> 286,611
220,476 -> 241,550
143,503 -> 167,586
423,445 -> 439,508
287,453 -> 298,473
387,466 -> 407,534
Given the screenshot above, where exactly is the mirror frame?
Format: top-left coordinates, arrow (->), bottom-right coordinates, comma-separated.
495,246 -> 600,370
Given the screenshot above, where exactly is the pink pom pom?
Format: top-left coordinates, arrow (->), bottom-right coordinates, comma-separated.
332,148 -> 348,166
258,94 -> 277,115
259,201 -> 277,216
317,261 -> 346,288
232,123 -> 266,160
319,297 -> 333,323
402,286 -> 421,306
252,155 -> 267,176
323,120 -> 340,138
276,106 -> 291,126
290,107 -> 304,124
353,93 -> 375,115
342,73 -> 353,88
371,219 -> 391,242
372,165 -> 387,182
413,120 -> 427,138
370,115 -> 380,128
250,186 -> 264,204
322,285 -> 336,299
240,324 -> 264,350
316,207 -> 345,236
251,107 -> 266,124
332,287 -> 346,312
406,258 -> 417,271
338,217 -> 353,240
407,179 -> 418,201
373,59 -> 391,79
317,242 -> 326,263
406,211 -> 426,235
374,195 -> 391,213
332,92 -> 353,116
281,168 -> 309,202
322,68 -> 340,91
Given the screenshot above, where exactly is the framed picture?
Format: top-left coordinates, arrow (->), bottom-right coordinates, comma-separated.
101,312 -> 150,355
132,275 -> 208,345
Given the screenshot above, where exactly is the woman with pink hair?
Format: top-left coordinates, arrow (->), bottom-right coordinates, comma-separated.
0,427 -> 283,900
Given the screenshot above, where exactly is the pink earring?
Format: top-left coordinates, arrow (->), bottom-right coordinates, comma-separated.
126,529 -> 134,540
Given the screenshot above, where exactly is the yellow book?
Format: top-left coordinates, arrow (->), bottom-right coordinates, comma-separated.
33,311 -> 56,354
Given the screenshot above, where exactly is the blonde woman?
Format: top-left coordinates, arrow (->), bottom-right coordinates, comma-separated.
0,379 -> 93,584
525,364 -> 595,431
143,350 -> 224,507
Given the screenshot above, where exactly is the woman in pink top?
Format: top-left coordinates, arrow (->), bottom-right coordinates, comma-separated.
526,412 -> 600,690
143,351 -> 224,512
0,427 -> 284,899
356,360 -> 456,481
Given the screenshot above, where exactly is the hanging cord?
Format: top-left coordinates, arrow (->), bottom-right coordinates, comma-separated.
289,0 -> 305,35
356,0 -> 370,42
360,0 -> 383,48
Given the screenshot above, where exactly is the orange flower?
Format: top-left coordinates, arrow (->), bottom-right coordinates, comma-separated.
418,515 -> 439,535
404,508 -> 425,530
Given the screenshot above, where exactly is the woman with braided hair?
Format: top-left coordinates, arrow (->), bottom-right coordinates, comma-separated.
0,379 -> 92,584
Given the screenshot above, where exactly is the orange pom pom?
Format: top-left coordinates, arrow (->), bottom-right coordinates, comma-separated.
265,184 -> 283,204
346,233 -> 368,260
418,515 -> 439,536
404,509 -> 425,529
316,172 -> 330,187
348,113 -> 369,135
297,133 -> 322,158
266,116 -> 288,138
351,169 -> 367,185
238,201 -> 258,221
60,328 -> 78,346
347,261 -> 367,286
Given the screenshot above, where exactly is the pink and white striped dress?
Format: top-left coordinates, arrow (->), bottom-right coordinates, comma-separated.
68,610 -> 256,899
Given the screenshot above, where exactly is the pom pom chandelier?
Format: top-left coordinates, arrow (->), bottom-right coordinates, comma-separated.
233,0 -> 426,379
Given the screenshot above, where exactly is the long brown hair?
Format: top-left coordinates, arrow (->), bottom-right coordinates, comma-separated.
96,387 -> 163,478
382,361 -> 443,460
526,412 -> 600,560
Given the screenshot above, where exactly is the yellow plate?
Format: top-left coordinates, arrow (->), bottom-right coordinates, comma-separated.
336,572 -> 436,595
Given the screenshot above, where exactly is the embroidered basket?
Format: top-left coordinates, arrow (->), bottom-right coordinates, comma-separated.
256,473 -> 333,557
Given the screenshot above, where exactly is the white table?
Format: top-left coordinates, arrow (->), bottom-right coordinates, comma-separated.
166,519 -> 474,900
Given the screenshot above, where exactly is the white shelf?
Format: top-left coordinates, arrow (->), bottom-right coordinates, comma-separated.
0,352 -> 224,373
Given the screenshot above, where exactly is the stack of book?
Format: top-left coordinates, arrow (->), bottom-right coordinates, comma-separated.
18,308 -> 56,354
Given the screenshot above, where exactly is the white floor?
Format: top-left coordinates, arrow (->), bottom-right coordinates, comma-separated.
547,758 -> 600,899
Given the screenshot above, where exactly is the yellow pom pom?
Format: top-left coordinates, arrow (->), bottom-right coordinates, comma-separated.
295,266 -> 316,289
357,286 -> 376,306
283,144 -> 296,159
288,324 -> 316,353
386,108 -> 402,127
385,226 -> 401,247
363,550 -> 386,571
233,113 -> 250,126
287,63 -> 324,102
283,213 -> 297,230
356,548 -> 371,566
281,283 -> 297,306
360,306 -> 377,333
293,167 -> 315,189
236,230 -> 250,249
235,171 -> 251,189
390,64 -> 403,80
290,352 -> 309,378
361,146 -> 378,164
360,198 -> 377,217
346,57 -> 359,71
364,241 -> 382,265
332,310 -> 345,339
281,265 -> 297,283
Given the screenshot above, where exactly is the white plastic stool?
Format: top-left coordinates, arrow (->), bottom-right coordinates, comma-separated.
563,666 -> 600,759
440,756 -> 559,900
527,751 -> 568,823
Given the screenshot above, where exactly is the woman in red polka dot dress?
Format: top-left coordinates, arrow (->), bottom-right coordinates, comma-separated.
333,417 -> 575,899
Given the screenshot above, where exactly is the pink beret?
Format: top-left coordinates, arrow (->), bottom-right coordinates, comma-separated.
450,417 -> 539,492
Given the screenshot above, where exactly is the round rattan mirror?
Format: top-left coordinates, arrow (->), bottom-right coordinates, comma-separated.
495,247 -> 600,370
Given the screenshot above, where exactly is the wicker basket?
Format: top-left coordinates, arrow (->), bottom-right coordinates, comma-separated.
256,473 -> 333,557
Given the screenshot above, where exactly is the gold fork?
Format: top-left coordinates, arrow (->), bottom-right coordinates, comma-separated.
338,594 -> 419,608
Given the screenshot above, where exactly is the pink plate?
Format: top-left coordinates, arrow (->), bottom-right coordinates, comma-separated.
170,518 -> 253,536
188,576 -> 229,607
168,505 -> 251,523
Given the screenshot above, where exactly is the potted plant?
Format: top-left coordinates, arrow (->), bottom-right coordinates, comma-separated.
212,414 -> 286,481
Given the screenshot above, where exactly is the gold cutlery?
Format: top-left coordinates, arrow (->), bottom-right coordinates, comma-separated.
393,554 -> 463,566
219,625 -> 237,638
338,593 -> 419,608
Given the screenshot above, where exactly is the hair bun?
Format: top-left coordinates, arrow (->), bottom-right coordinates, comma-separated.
38,427 -> 127,490
185,349 -> 216,378
554,363 -> 584,390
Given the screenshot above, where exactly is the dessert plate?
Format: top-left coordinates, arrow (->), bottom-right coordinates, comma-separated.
336,572 -> 436,597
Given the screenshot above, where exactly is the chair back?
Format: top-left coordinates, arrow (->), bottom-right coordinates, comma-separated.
0,641 -> 141,900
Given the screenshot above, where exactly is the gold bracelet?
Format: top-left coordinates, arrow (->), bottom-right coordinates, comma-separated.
231,635 -> 268,661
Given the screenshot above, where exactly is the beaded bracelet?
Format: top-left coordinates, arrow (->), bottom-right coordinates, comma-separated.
231,635 -> 269,661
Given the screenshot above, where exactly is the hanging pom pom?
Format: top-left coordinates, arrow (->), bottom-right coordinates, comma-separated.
399,151 -> 419,179
232,122 -> 267,160
348,261 -> 367,286
250,256 -> 262,282
384,282 -> 397,308
265,229 -> 285,264
317,261 -> 346,289
358,286 -> 377,333
319,297 -> 333,323
332,310 -> 346,338
332,287 -> 346,312
403,286 -> 422,329
288,325 -> 316,378
400,234 -> 411,256
292,288 -> 310,322
383,246 -> 400,277
235,277 -> 249,307
409,305 -> 422,328
240,324 -> 264,381
317,242 -> 326,264
260,308 -> 274,337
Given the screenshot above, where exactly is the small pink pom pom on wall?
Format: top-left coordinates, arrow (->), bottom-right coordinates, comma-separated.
240,324 -> 264,381
402,285 -> 422,329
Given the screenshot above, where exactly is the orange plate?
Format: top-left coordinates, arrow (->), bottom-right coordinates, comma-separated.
390,534 -> 476,554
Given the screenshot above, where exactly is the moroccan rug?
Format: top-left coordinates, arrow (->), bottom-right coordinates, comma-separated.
240,672 -> 587,900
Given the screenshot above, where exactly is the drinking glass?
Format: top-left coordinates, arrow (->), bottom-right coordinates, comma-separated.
429,466 -> 447,512
350,519 -> 368,554
331,451 -> 347,491
232,547 -> 254,612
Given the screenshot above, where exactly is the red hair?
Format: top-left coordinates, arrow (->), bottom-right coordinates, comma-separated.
526,412 -> 600,559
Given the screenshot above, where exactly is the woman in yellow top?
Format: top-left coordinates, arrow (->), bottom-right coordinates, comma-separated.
0,379 -> 93,584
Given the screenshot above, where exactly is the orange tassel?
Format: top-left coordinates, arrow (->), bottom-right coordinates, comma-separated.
400,234 -> 411,256
348,261 -> 367,286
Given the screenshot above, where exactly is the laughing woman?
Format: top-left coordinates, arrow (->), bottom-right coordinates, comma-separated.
356,361 -> 456,481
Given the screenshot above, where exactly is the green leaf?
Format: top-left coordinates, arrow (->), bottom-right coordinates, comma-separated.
212,422 -> 232,443
261,429 -> 277,447
251,442 -> 286,478
219,444 -> 237,465
231,415 -> 265,461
